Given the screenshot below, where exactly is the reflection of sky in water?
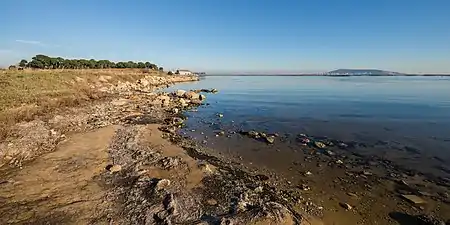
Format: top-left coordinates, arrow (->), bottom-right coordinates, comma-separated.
169,76 -> 450,122
168,76 -> 450,171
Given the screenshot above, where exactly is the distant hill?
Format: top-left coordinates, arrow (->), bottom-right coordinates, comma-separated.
327,69 -> 404,76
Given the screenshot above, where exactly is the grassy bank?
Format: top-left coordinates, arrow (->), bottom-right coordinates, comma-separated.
0,69 -> 162,140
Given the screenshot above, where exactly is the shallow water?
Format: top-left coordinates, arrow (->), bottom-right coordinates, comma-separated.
169,76 -> 450,177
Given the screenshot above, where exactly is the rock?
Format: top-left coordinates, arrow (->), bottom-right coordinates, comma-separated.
265,136 -> 275,144
198,162 -> 215,174
298,184 -> 311,191
325,150 -> 335,156
157,95 -> 171,105
416,214 -> 446,225
173,108 -> 179,114
347,192 -> 358,198
176,90 -> 186,97
402,194 -> 427,204
336,159 -> 344,164
338,142 -> 349,148
247,130 -> 259,138
299,138 -> 311,145
339,202 -> 353,210
184,91 -> 200,99
206,199 -> 218,206
199,94 -> 206,100
138,78 -> 150,86
191,99 -> 203,105
254,186 -> 264,193
314,141 -> 326,149
172,117 -> 184,125
179,98 -> 189,107
217,131 -> 225,136
155,179 -> 171,191
305,171 -> 312,176
363,171 -> 373,176
106,164 -> 122,173
217,113 -> 224,118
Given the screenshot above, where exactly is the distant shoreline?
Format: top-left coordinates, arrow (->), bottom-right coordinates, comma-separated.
201,74 -> 450,77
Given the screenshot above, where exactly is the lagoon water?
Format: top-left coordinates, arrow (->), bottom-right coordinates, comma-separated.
169,76 -> 450,176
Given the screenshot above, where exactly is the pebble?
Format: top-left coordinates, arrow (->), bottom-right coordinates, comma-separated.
206,199 -> 218,206
155,179 -> 171,191
217,113 -> 224,118
339,202 -> 353,210
106,164 -> 122,173
347,192 -> 358,198
298,184 -> 311,191
336,159 -> 344,164
305,171 -> 313,176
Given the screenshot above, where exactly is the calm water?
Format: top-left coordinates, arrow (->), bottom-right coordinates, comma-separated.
169,76 -> 450,175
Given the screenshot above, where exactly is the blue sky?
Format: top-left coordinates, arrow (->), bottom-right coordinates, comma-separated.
2,0 -> 450,73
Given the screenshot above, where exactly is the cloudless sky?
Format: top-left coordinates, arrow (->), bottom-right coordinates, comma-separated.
2,0 -> 450,73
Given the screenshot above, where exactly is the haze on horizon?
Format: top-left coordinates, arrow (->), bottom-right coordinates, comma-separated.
2,0 -> 450,74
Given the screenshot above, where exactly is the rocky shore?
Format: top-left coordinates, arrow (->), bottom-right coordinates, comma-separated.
1,73 -> 449,225
0,74 -> 320,225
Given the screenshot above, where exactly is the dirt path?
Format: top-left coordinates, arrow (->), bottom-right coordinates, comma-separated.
0,126 -> 117,224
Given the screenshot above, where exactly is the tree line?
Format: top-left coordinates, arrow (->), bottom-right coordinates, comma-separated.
15,55 -> 163,70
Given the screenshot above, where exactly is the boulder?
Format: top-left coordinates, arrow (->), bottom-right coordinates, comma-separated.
184,91 -> 200,100
176,90 -> 186,97
179,98 -> 189,107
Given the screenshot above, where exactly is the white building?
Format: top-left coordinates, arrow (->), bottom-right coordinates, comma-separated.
176,69 -> 192,75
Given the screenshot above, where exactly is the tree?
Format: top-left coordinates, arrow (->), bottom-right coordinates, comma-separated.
158,67 -> 164,71
18,55 -> 159,70
28,60 -> 44,69
137,62 -> 146,68
19,59 -> 28,67
167,71 -> 173,75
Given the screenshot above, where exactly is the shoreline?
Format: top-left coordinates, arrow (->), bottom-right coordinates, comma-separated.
1,72 -> 449,224
0,73 -> 318,224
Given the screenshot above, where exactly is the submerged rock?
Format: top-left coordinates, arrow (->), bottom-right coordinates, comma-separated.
314,141 -> 326,149
416,214 -> 446,225
402,194 -> 427,204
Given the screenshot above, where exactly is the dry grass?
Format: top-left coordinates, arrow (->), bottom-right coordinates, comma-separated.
0,69 -> 158,140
